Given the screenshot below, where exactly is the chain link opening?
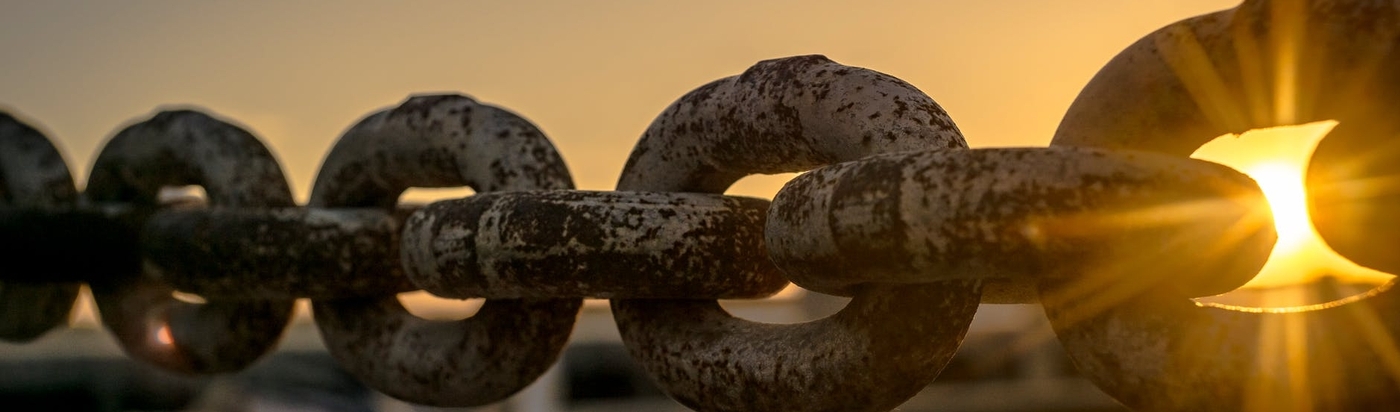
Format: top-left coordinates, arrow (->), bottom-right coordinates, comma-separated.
1191,121 -> 1395,309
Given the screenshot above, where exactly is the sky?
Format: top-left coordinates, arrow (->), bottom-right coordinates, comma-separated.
0,0 -> 1244,201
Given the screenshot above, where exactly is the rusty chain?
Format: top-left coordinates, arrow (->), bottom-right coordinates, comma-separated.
5,1 -> 1400,409
1047,0 -> 1400,409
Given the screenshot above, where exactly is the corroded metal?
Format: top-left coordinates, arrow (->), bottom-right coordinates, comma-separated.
0,112 -> 82,342
612,55 -> 980,411
1050,0 -> 1400,271
619,55 -> 964,194
768,147 -> 1272,301
1048,280 -> 1400,410
309,94 -> 582,407
144,207 -> 418,299
84,109 -> 296,374
403,191 -> 785,299
1049,0 -> 1400,409
621,284 -> 979,412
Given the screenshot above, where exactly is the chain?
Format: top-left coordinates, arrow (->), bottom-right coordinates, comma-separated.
6,1 -> 1400,409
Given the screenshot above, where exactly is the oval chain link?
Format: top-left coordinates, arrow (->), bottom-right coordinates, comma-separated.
404,190 -> 783,299
611,55 -> 982,412
84,110 -> 298,374
767,147 -> 1271,303
307,94 -> 582,407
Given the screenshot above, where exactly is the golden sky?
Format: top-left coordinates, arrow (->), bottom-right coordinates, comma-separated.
0,1 -> 1241,200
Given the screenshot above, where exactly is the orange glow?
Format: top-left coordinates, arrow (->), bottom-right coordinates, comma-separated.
397,291 -> 484,321
0,2 -> 1250,198
1192,121 -> 1394,289
154,324 -> 174,346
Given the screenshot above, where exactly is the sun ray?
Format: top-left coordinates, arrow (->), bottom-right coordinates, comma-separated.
1339,294 -> 1400,386
1157,23 -> 1251,132
1039,197 -> 1267,327
1270,0 -> 1308,124
1231,5 -> 1273,126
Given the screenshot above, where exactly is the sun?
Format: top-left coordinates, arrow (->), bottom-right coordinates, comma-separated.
1244,162 -> 1310,254
1192,121 -> 1393,289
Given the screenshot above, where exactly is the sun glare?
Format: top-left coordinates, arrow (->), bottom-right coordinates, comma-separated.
1246,163 -> 1309,253
1192,121 -> 1394,289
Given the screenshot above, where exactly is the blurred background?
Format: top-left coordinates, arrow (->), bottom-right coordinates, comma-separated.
0,1 -> 1306,411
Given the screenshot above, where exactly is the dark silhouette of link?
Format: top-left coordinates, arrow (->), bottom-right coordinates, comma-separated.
84,109 -> 297,374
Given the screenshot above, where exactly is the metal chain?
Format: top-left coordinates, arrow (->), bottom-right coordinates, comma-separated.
1046,0 -> 1400,409
4,1 -> 1400,407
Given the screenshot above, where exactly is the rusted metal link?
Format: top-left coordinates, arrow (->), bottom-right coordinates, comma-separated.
84,109 -> 296,374
619,55 -> 964,194
613,55 -> 979,411
309,94 -> 581,407
143,207 -> 419,299
0,112 -> 82,342
618,283 -> 979,411
403,190 -> 786,299
1047,0 -> 1400,409
767,147 -> 1273,304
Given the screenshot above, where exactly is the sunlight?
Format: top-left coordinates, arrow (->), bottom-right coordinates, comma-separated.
1246,163 -> 1309,254
397,290 -> 484,321
1192,121 -> 1394,289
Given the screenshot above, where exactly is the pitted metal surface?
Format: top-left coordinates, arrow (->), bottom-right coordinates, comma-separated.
404,191 -> 785,299
308,94 -> 582,407
617,54 -> 965,193
612,55 -> 981,411
144,207 -> 418,299
309,94 -> 572,207
767,147 -> 1273,300
0,112 -> 81,342
84,109 -> 296,373
1049,0 -> 1400,409
618,284 -> 978,412
314,296 -> 579,406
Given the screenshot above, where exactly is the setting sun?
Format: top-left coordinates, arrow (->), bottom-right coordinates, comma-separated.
1192,121 -> 1394,289
1246,163 -> 1309,254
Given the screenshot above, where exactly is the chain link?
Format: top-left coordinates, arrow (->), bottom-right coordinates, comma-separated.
404,190 -> 782,299
1043,1 -> 1400,409
81,110 -> 299,374
0,113 -> 81,342
304,95 -> 582,407
608,55 -> 979,412
4,1 -> 1400,406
